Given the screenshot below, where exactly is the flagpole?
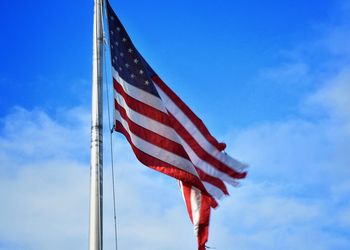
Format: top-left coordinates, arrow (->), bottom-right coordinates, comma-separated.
89,0 -> 104,249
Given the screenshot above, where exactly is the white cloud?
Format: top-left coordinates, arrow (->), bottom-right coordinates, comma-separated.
320,4 -> 350,58
2,95 -> 349,250
1,87 -> 350,249
0,107 -> 90,250
259,62 -> 311,85
208,180 -> 350,250
0,163 -> 89,250
308,66 -> 350,130
1,60 -> 350,250
0,106 -> 90,164
0,107 -> 198,250
2,2 -> 350,249
213,4 -> 350,248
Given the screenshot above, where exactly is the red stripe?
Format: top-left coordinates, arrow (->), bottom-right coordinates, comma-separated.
168,112 -> 247,179
152,75 -> 227,152
196,168 -> 229,195
114,78 -> 171,127
116,121 -> 218,208
197,194 -> 211,250
115,100 -> 229,196
181,183 -> 211,250
114,121 -> 209,193
182,183 -> 194,223
115,100 -> 189,159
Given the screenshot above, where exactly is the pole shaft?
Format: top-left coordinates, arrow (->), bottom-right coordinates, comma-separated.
89,0 -> 104,249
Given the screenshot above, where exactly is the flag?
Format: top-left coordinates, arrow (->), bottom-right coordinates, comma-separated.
106,1 -> 247,248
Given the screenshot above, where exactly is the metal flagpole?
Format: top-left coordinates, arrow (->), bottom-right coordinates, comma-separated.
89,0 -> 104,249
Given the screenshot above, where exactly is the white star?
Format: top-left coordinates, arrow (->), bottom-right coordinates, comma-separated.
139,69 -> 144,75
110,16 -> 114,20
130,74 -> 135,78
125,63 -> 130,68
110,30 -> 114,35
117,27 -> 121,31
111,45 -> 114,49
114,56 -> 118,61
145,80 -> 149,85
122,37 -> 127,42
134,58 -> 139,64
120,52 -> 124,57
115,41 -> 119,46
119,67 -> 122,71
128,48 -> 133,53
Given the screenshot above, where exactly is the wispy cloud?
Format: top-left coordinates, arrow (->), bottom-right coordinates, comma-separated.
308,66 -> 350,129
1,81 -> 349,249
259,62 -> 311,85
0,107 -> 198,250
2,1 -> 350,250
214,2 -> 350,249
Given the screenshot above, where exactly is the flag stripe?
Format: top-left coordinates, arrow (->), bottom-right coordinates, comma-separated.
197,194 -> 211,250
190,186 -> 202,235
168,112 -> 247,179
115,101 -> 189,158
116,119 -> 218,208
180,182 -> 211,250
115,111 -> 198,177
113,71 -> 167,113
114,121 -> 209,190
114,74 -> 239,197
182,182 -> 194,223
203,182 -> 225,199
114,92 -> 178,143
196,168 -> 228,195
152,75 -> 226,152
114,79 -> 171,126
114,76 -> 246,180
116,101 -> 229,197
153,80 -> 247,174
114,76 -> 240,189
178,135 -> 240,187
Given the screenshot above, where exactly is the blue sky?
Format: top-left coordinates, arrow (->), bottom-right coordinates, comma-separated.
1,0 -> 350,249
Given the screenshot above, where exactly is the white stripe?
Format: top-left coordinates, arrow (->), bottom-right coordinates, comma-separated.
114,109 -> 227,199
179,181 -> 186,202
203,182 -> 225,199
179,136 -> 239,187
154,83 -> 246,172
115,92 -> 238,187
190,187 -> 202,236
112,68 -> 167,113
115,110 -> 199,177
114,91 -> 180,142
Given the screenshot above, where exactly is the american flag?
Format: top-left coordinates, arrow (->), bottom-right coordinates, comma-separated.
106,1 -> 247,249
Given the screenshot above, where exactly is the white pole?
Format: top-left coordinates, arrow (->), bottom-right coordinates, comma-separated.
89,0 -> 104,249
